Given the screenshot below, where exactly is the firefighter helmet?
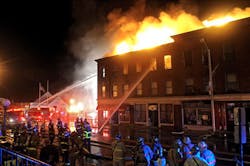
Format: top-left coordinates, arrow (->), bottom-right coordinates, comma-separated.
153,136 -> 159,143
198,141 -> 208,150
115,134 -> 121,140
174,138 -> 183,148
137,137 -> 144,144
183,136 -> 192,145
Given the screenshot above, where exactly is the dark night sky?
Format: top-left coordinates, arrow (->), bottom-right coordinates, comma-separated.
0,0 -> 74,101
0,0 -> 249,102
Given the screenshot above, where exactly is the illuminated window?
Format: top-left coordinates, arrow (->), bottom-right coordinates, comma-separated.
151,82 -> 158,95
166,81 -> 173,95
136,83 -> 143,96
164,55 -> 172,69
102,67 -> 106,78
103,110 -> 108,118
136,63 -> 142,72
101,85 -> 106,98
150,58 -> 157,71
123,84 -> 129,94
123,63 -> 128,75
113,85 -> 118,97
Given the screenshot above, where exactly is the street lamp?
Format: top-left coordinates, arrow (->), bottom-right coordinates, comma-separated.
200,38 -> 216,133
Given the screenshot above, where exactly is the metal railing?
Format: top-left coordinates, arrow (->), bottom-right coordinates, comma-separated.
0,145 -> 51,166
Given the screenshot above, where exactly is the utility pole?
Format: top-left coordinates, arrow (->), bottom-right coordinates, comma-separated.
200,38 -> 216,133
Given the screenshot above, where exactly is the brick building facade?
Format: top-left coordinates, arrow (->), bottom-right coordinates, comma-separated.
96,17 -> 250,132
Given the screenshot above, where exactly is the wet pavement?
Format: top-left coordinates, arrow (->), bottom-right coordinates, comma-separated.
89,124 -> 250,166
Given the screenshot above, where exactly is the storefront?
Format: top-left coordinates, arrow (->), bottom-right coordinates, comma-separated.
183,101 -> 212,130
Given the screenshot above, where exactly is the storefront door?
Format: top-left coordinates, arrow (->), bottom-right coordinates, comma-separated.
148,104 -> 158,127
174,105 -> 183,131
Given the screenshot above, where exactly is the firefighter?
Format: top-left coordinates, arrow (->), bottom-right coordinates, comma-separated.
152,136 -> 166,166
83,123 -> 92,151
56,118 -> 63,136
134,137 -> 153,166
40,139 -> 60,166
184,145 -> 208,166
69,131 -> 89,166
198,141 -> 216,166
26,130 -> 40,158
26,120 -> 33,146
75,117 -> 83,137
40,121 -> 46,138
83,118 -> 90,128
33,122 -> 39,135
48,119 -> 55,144
18,123 -> 28,152
112,134 -> 126,166
60,123 -> 71,165
182,136 -> 194,160
167,138 -> 184,166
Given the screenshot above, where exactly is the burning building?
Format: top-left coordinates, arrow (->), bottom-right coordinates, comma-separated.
96,16 -> 250,132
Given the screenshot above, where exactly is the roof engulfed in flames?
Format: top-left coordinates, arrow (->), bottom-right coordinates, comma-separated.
111,7 -> 250,55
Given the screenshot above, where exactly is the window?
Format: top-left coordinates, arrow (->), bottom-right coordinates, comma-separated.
136,83 -> 143,96
136,63 -> 142,72
134,104 -> 146,122
166,81 -> 173,95
183,102 -> 211,126
102,67 -> 106,78
151,82 -> 158,95
101,85 -> 106,98
103,110 -> 108,119
160,104 -> 174,124
184,108 -> 196,125
150,58 -> 157,71
184,51 -> 193,67
226,73 -> 239,91
185,78 -> 194,94
123,63 -> 128,75
123,84 -> 129,95
119,110 -> 130,122
112,85 -> 118,97
223,42 -> 235,62
164,55 -> 172,69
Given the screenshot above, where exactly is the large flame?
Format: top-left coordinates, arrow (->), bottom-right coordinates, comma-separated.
112,7 -> 250,55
